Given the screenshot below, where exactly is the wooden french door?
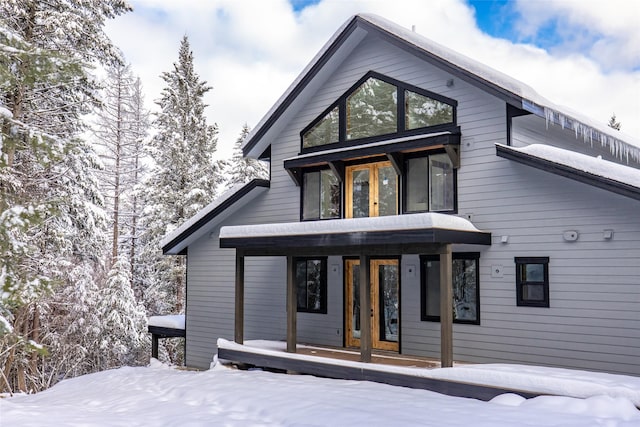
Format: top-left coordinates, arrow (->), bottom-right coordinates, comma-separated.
345,161 -> 398,218
345,259 -> 399,351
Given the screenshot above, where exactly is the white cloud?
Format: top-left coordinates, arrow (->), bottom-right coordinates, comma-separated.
104,0 -> 640,159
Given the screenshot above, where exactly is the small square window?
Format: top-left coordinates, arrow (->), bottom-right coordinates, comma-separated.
295,258 -> 328,313
515,257 -> 549,307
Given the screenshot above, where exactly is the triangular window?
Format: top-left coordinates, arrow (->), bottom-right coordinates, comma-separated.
303,106 -> 339,149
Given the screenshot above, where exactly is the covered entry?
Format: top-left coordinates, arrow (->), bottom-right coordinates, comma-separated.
219,212 -> 490,367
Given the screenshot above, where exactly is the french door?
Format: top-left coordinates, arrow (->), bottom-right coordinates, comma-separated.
345,259 -> 399,351
345,161 -> 398,218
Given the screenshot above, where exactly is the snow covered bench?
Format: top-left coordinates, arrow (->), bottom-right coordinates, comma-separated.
147,315 -> 186,359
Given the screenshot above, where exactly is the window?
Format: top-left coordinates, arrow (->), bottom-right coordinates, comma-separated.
302,169 -> 340,220
296,258 -> 327,313
300,71 -> 457,152
405,90 -> 453,130
515,257 -> 549,307
421,253 -> 480,324
347,77 -> 397,140
303,106 -> 339,149
405,153 -> 455,213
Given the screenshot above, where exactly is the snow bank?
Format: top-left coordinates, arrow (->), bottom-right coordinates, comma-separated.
2,360 -> 638,426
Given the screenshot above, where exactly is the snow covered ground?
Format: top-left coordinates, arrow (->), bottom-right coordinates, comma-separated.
1,359 -> 639,426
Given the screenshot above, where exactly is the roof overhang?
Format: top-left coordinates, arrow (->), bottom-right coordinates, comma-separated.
219,212 -> 491,256
162,179 -> 270,255
283,131 -> 460,185
496,144 -> 640,201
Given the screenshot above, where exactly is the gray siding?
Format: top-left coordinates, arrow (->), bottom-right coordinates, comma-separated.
185,32 -> 640,375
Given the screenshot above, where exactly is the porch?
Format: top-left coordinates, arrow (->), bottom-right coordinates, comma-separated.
216,339 -> 541,401
219,213 -> 492,368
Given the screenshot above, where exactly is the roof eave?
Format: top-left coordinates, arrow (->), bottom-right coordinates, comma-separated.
496,144 -> 640,201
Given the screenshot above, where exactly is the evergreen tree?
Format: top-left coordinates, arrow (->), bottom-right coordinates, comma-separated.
97,256 -> 148,369
139,37 -> 223,363
0,0 -> 130,393
608,113 -> 621,130
225,124 -> 269,187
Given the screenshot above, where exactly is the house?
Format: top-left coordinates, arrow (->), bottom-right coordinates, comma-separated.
161,14 -> 640,377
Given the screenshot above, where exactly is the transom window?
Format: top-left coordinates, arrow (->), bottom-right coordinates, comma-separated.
421,253 -> 480,324
301,71 -> 457,151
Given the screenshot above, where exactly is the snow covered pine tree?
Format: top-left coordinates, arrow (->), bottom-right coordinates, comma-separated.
139,36 -> 224,364
0,0 -> 131,393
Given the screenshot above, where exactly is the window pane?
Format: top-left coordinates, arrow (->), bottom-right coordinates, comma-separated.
429,153 -> 454,211
406,157 -> 429,212
296,261 -> 307,309
303,106 -> 339,148
302,172 -> 320,220
379,264 -> 399,342
522,283 -> 545,301
424,259 -> 441,317
351,264 -> 360,339
320,170 -> 340,219
377,165 -> 397,217
351,169 -> 370,218
405,90 -> 453,130
306,260 -> 323,310
453,259 -> 477,322
347,77 -> 397,140
524,264 -> 544,282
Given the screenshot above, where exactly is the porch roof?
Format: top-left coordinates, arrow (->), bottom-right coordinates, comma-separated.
219,212 -> 491,255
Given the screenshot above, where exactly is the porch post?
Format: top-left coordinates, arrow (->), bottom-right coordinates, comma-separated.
234,250 -> 245,345
440,244 -> 453,367
286,255 -> 297,353
359,253 -> 371,363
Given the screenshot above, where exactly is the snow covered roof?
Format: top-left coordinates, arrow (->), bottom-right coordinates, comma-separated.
496,143 -> 640,201
243,14 -> 640,164
148,314 -> 185,330
161,179 -> 269,255
219,212 -> 491,252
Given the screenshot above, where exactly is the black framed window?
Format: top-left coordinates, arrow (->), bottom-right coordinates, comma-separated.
302,169 -> 340,220
296,258 -> 327,313
405,153 -> 456,213
515,257 -> 549,307
421,253 -> 480,324
300,71 -> 457,153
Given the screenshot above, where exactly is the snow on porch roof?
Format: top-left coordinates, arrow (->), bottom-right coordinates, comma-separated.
219,212 -> 491,252
496,143 -> 640,201
242,13 -> 640,164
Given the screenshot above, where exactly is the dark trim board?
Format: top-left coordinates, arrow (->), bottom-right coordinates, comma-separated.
148,326 -> 186,360
217,347 -> 541,401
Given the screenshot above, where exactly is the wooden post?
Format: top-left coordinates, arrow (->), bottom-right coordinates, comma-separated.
359,253 -> 372,363
235,251 -> 245,345
286,255 -> 297,353
440,244 -> 453,368
151,334 -> 159,359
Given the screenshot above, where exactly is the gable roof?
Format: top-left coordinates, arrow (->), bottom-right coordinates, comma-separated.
161,179 -> 270,255
496,144 -> 640,201
243,14 -> 640,164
